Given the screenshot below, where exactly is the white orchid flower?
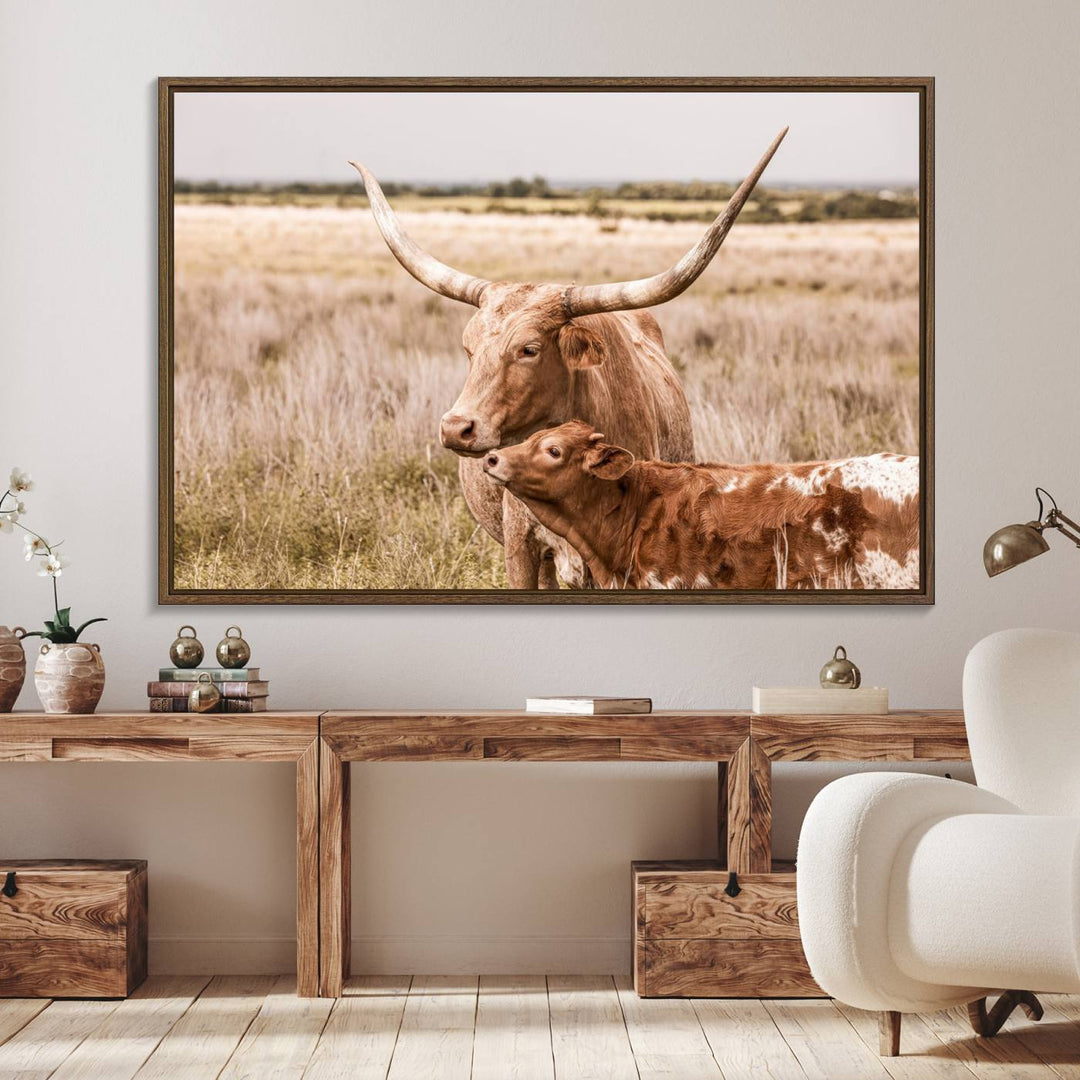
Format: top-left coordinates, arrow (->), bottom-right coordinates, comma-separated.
0,515 -> 12,535
38,553 -> 69,578
23,534 -> 49,560
8,469 -> 33,493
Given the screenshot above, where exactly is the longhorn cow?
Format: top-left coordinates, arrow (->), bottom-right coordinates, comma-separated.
350,128 -> 787,588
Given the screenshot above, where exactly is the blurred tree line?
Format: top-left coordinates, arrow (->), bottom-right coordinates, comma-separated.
174,176 -> 918,221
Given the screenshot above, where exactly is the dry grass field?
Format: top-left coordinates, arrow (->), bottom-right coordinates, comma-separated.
172,203 -> 919,591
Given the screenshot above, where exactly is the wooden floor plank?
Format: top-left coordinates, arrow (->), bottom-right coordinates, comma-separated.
385,975 -> 478,1080
471,975 -> 554,1080
49,975 -> 211,1080
0,1000 -> 50,1048
833,1002 -> 979,1079
133,974 -> 277,1080
3,976 -> 1073,1080
1011,997 -> 1080,1080
219,974 -> 334,1080
303,976 -> 411,1080
765,998 -> 892,1080
614,974 -> 721,1078
918,1004 -> 1053,1079
693,998 -> 806,1080
0,999 -> 121,1080
547,975 -> 638,1080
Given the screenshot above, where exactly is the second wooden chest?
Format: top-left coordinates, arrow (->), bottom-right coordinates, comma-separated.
633,859 -> 822,998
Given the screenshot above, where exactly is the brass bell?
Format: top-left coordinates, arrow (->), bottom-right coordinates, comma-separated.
820,645 -> 861,689
216,626 -> 251,669
188,672 -> 221,713
169,625 -> 204,669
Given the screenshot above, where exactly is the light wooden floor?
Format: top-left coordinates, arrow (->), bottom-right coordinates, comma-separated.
2,974 -> 1079,1080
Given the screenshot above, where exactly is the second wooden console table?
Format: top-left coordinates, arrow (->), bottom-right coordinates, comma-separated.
0,711 -> 321,996
317,709 -> 968,997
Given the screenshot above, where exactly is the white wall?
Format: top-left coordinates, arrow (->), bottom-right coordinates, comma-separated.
2,0 -> 1078,974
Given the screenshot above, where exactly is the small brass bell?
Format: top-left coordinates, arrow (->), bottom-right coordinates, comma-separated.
169,625 -> 204,669
188,672 -> 221,713
820,645 -> 861,689
216,626 -> 251,669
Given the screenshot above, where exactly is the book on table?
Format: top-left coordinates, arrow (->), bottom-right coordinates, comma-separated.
525,696 -> 652,715
158,668 -> 261,681
148,696 -> 268,713
147,680 -> 269,699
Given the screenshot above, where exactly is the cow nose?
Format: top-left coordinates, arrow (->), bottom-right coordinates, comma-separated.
440,412 -> 477,448
485,454 -> 499,469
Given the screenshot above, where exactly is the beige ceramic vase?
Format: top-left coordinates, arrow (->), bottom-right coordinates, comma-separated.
0,626 -> 27,712
34,641 -> 106,714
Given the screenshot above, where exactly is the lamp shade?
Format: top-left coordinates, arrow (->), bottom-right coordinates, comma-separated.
983,522 -> 1050,577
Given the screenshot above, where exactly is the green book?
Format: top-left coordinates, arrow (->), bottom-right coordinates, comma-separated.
158,667 -> 261,682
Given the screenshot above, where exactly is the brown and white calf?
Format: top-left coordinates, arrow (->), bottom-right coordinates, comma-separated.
482,421 -> 920,590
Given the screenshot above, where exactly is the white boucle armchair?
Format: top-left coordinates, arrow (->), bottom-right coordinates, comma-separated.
797,628 -> 1080,1055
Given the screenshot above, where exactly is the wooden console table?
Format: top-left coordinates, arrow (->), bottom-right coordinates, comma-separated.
2,708 -> 970,999
0,712 -> 322,997
317,709 -> 968,997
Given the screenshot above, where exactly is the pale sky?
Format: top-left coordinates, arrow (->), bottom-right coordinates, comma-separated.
174,90 -> 920,187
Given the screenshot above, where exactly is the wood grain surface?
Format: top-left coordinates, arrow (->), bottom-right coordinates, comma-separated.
319,741 -> 351,998
0,940 -> 130,998
751,709 -> 967,760
725,739 -> 772,874
0,712 -> 320,739
1,870 -> 129,940
296,740 -> 320,998
643,939 -> 819,998
644,876 -> 801,940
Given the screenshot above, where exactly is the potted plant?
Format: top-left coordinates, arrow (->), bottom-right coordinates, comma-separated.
1,468 -> 108,714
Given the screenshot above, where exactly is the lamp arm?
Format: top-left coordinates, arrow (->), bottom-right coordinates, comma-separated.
1047,508 -> 1080,548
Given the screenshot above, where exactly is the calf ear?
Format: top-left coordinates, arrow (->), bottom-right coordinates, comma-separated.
558,319 -> 607,369
586,444 -> 635,480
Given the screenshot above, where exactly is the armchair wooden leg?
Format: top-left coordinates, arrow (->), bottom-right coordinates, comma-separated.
968,991 -> 1044,1038
879,1010 -> 902,1056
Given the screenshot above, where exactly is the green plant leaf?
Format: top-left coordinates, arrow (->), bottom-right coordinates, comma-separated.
20,630 -> 45,639
43,620 -> 57,634
55,607 -> 71,627
73,617 -> 107,641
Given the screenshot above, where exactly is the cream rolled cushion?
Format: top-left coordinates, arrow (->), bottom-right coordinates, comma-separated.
890,811 -> 1080,993
797,772 -> 1019,1012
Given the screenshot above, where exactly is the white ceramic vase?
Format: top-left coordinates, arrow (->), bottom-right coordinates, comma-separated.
34,641 -> 106,714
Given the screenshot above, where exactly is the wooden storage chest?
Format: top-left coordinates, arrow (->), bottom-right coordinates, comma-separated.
0,859 -> 148,997
633,859 -> 822,998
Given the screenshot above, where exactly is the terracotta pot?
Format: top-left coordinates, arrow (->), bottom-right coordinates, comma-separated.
0,626 -> 27,713
34,642 -> 106,715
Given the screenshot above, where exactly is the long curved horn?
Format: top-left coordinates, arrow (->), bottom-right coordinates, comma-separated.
563,127 -> 788,317
349,161 -> 490,306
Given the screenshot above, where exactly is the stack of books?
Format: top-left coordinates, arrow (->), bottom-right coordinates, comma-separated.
147,667 -> 269,713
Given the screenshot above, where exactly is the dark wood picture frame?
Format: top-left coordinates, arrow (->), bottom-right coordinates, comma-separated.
159,76 -> 934,605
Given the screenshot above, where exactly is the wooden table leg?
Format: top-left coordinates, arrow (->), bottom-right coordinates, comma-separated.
726,738 -> 772,874
717,761 -> 728,869
319,738 -> 351,997
296,738 -> 320,997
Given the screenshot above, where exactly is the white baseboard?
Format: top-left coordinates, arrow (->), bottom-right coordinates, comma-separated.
149,935 -> 630,975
